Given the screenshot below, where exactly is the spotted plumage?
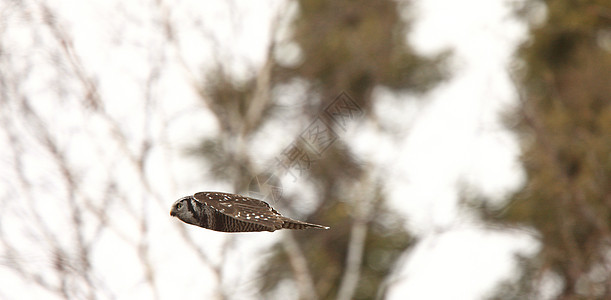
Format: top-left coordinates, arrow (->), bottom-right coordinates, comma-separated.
170,192 -> 330,232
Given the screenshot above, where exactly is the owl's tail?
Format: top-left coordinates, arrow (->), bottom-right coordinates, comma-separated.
281,217 -> 330,230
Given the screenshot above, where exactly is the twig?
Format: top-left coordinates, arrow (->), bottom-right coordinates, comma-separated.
282,231 -> 319,300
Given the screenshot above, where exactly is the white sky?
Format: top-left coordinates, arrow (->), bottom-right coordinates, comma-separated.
383,1 -> 538,298
0,0 -> 542,299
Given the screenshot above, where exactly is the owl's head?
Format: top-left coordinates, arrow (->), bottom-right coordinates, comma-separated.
170,196 -> 198,225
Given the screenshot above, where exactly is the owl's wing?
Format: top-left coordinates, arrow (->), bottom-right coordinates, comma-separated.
193,192 -> 284,229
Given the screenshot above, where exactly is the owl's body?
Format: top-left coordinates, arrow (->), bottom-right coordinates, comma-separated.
170,192 -> 330,232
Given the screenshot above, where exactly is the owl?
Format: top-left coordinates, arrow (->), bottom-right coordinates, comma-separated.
170,192 -> 330,232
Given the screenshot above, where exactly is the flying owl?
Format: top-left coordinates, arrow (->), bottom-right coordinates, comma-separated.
170,192 -> 330,232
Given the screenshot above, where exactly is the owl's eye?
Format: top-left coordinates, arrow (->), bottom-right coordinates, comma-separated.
176,202 -> 183,209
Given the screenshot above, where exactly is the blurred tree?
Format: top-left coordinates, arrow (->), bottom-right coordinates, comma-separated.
481,1 -> 611,299
192,0 -> 447,299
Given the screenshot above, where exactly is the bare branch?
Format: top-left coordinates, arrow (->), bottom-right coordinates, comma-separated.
282,232 -> 319,300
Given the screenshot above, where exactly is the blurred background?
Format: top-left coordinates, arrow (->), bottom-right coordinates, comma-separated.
0,0 -> 609,299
